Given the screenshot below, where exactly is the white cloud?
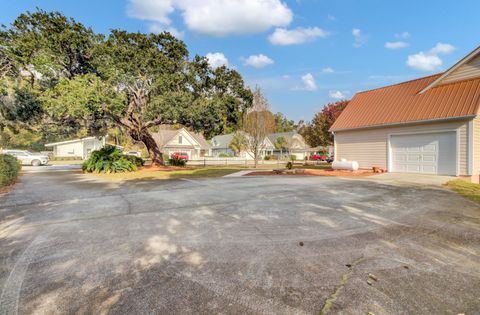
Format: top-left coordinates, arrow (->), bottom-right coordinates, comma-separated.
385,41 -> 409,49
300,73 -> 317,91
429,43 -> 456,55
395,31 -> 410,39
321,67 -> 335,73
329,90 -> 346,99
327,14 -> 335,21
269,27 -> 329,45
127,0 -> 293,36
127,0 -> 174,24
352,28 -> 367,48
206,52 -> 229,68
243,54 -> 274,68
149,23 -> 184,39
282,74 -> 290,79
407,53 -> 442,71
407,43 -> 456,71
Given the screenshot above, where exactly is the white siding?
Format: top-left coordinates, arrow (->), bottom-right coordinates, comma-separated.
55,142 -> 84,158
473,117 -> 480,175
335,120 -> 470,175
440,54 -> 480,85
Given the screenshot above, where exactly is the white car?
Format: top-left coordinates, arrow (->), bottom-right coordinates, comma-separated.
1,149 -> 49,166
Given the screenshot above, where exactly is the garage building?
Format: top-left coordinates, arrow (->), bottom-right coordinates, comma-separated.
331,46 -> 480,182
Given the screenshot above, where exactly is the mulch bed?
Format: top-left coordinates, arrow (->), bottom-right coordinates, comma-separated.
245,169 -> 375,177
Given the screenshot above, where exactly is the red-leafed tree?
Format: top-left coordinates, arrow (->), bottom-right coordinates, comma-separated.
300,100 -> 348,148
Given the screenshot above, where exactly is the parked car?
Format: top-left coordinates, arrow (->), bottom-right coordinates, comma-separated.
309,154 -> 328,161
1,149 -> 49,166
171,152 -> 189,161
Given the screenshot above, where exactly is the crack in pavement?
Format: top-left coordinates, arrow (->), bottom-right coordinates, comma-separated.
319,256 -> 365,315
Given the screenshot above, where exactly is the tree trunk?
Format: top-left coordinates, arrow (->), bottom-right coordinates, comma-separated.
129,128 -> 164,166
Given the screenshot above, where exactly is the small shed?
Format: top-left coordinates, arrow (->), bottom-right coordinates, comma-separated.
45,137 -> 106,159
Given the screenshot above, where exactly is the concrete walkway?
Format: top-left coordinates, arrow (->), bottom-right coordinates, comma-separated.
223,170 -> 257,177
369,172 -> 455,186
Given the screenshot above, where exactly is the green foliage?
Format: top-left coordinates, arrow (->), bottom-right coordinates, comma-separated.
218,152 -> 233,157
228,132 -> 247,156
0,154 -> 21,186
300,100 -> 349,147
82,145 -> 137,173
1,9 -> 253,165
289,155 -> 297,161
273,112 -> 295,132
286,161 -> 293,170
124,154 -> 144,167
274,136 -> 287,150
168,156 -> 187,167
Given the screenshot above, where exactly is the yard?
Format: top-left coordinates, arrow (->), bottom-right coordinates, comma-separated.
0,169 -> 479,314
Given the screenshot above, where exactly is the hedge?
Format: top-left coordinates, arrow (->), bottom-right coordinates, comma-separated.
0,154 -> 21,186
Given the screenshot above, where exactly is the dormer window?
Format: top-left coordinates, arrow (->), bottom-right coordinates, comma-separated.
178,135 -> 183,144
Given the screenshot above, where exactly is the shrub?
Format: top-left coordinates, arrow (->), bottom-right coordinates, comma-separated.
218,152 -> 233,157
169,156 -> 187,167
286,161 -> 293,170
82,146 -> 138,173
125,155 -> 144,167
289,155 -> 297,161
0,154 -> 21,186
264,155 -> 270,160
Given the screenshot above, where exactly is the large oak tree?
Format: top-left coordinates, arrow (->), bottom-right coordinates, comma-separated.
0,10 -> 252,164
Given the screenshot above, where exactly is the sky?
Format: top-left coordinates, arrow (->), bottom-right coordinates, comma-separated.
1,0 -> 479,121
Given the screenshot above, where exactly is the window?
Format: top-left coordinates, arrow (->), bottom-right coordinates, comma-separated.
178,135 -> 183,144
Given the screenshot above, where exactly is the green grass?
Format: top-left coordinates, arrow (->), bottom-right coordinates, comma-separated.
446,180 -> 480,203
293,163 -> 332,170
90,167 -> 244,181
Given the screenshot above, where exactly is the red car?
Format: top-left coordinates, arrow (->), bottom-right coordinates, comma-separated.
171,152 -> 189,161
309,154 -> 328,161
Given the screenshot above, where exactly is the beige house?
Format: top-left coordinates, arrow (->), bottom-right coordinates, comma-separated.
331,45 -> 480,182
152,128 -> 211,159
267,132 -> 314,160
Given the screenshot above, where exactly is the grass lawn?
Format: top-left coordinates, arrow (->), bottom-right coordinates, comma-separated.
90,167 -> 245,181
446,180 -> 480,203
294,163 -> 332,170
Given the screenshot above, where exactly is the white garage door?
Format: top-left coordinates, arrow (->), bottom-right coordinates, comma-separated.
390,132 -> 456,175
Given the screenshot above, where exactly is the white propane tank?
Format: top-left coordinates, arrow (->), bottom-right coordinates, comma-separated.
332,159 -> 359,171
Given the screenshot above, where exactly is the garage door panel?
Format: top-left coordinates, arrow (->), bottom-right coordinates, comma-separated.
391,132 -> 456,175
422,154 -> 436,162
407,154 -> 422,162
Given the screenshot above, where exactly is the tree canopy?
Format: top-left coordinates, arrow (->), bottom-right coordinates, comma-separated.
300,100 -> 348,148
0,9 -> 252,163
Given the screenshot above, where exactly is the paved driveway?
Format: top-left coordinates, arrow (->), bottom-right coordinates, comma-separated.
0,171 -> 479,314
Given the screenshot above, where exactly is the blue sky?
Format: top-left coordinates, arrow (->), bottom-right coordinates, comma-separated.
1,1 -> 479,121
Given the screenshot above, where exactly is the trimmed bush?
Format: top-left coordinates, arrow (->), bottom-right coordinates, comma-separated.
286,161 -> 293,170
0,154 -> 21,186
218,152 -> 233,157
125,155 -> 144,167
289,155 -> 297,161
82,146 -> 138,173
169,156 -> 187,167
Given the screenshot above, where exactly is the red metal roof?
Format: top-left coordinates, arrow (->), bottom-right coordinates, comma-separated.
330,74 -> 480,131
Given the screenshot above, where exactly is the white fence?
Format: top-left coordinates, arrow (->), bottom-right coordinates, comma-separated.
187,158 -> 280,166
185,157 -> 329,167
